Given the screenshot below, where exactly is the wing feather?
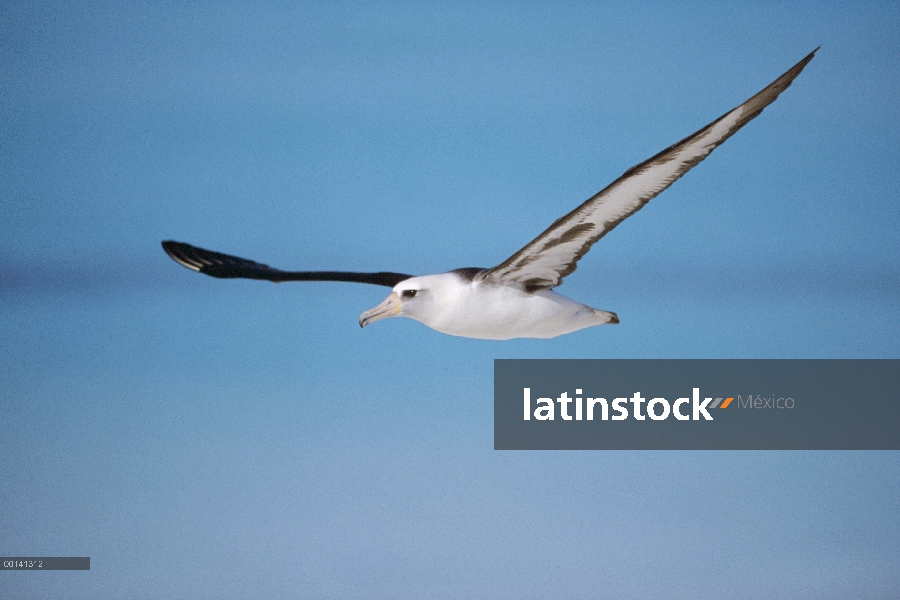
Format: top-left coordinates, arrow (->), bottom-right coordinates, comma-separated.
480,49 -> 818,292
162,241 -> 413,288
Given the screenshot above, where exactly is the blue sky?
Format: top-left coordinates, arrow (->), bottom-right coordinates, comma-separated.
2,2 -> 898,598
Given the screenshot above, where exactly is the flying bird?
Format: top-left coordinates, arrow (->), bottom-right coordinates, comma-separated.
163,49 -> 817,340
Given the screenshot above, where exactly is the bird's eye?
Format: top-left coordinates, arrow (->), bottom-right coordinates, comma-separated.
402,290 -> 418,298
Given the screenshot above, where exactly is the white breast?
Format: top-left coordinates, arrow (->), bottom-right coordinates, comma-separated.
403,275 -> 614,340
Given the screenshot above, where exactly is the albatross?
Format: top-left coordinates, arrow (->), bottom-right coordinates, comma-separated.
163,49 -> 817,340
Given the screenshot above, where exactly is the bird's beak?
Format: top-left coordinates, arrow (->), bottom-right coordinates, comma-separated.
359,292 -> 402,328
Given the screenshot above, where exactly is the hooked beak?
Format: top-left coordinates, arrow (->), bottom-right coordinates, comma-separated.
359,292 -> 402,328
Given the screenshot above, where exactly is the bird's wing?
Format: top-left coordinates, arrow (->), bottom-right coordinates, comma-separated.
162,241 -> 413,288
479,49 -> 817,292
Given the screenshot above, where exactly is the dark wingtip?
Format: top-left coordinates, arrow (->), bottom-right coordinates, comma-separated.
799,47 -> 819,68
161,240 -> 189,264
161,240 -> 203,272
608,312 -> 619,325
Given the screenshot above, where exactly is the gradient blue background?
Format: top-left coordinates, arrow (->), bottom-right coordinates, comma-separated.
2,2 -> 898,598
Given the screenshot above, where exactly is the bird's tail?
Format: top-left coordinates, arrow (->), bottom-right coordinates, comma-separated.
596,310 -> 619,325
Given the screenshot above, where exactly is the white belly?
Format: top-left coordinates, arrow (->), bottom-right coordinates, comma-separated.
417,284 -> 612,340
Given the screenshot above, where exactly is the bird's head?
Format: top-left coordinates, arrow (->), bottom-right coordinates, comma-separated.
359,277 -> 426,328
359,274 -> 465,329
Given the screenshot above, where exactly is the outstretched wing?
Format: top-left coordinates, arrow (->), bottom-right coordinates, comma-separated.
162,241 -> 413,288
479,49 -> 818,292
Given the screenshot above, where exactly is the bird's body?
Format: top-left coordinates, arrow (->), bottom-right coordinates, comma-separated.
163,49 -> 817,340
367,272 -> 618,340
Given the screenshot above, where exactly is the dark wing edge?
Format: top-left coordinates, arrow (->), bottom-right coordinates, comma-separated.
479,48 -> 819,292
161,241 -> 413,288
